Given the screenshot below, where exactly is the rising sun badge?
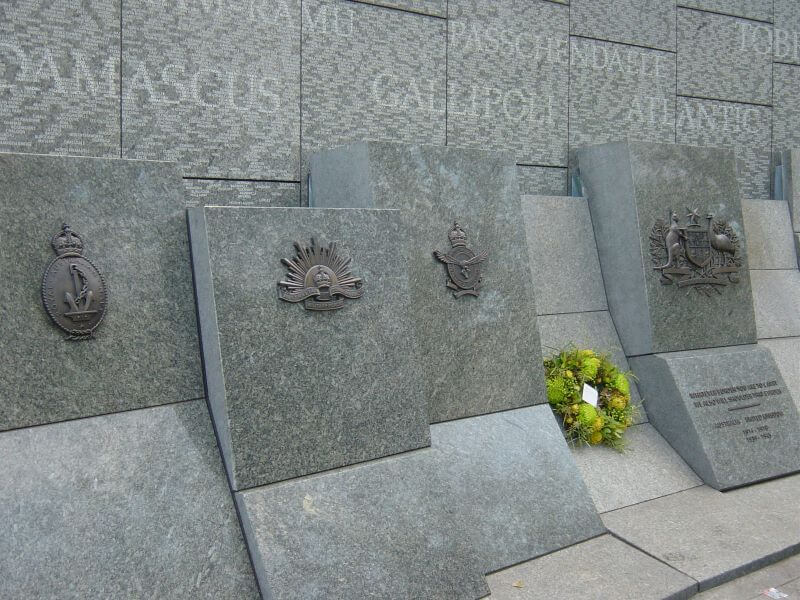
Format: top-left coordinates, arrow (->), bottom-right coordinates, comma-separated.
278,238 -> 364,311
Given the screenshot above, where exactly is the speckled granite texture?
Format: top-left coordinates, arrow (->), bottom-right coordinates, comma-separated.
0,401 -> 259,598
518,167 -> 568,197
355,0 -> 445,16
183,179 -> 299,207
680,0 -> 772,22
0,153 -> 203,431
750,269 -> 800,338
774,65 -> 800,153
631,345 -> 800,490
742,199 -> 797,269
779,150 -> 800,232
760,337 -> 800,413
570,0 -> 676,51
578,141 -> 757,356
310,142 -> 548,423
237,405 -> 604,600
122,0 -> 300,179
447,0 -> 568,166
192,206 -> 430,490
774,0 -> 800,64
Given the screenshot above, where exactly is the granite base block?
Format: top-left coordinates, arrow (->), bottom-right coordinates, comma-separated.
191,206 -> 430,490
0,401 -> 259,598
310,142 -> 548,423
487,534 -> 697,600
741,199 -> 797,269
750,269 -> 800,339
237,405 -> 605,600
759,337 -> 800,413
603,485 -> 800,591
578,141 -> 757,356
631,345 -> 800,490
0,153 -> 203,431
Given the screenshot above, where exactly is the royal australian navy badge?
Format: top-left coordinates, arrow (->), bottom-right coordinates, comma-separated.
433,222 -> 488,298
41,224 -> 108,339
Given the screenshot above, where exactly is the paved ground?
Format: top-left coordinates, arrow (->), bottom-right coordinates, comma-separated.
695,554 -> 800,600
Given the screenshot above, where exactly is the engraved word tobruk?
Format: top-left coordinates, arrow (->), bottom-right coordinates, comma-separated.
278,238 -> 363,311
650,208 -> 741,295
434,222 -> 488,298
41,224 -> 108,339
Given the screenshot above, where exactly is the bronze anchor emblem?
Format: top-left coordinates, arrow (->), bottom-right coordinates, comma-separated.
434,222 -> 488,298
278,238 -> 363,311
41,224 -> 108,339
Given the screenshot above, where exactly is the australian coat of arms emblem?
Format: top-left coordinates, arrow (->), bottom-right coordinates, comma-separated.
650,208 -> 741,295
41,224 -> 108,339
433,222 -> 488,298
278,238 -> 363,311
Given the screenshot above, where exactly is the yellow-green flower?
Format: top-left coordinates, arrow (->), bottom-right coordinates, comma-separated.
577,403 -> 598,427
581,357 -> 601,380
547,377 -> 569,405
613,373 -> 630,395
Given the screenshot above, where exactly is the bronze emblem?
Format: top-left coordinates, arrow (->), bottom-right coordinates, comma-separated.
41,224 -> 108,339
650,208 -> 741,296
434,222 -> 488,298
278,238 -> 363,311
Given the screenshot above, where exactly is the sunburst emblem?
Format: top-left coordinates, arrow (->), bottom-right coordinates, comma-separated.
278,238 -> 363,311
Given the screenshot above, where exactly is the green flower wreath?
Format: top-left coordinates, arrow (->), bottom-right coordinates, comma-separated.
543,347 -> 636,450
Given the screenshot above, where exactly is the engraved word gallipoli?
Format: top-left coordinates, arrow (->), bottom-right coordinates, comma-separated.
650,208 -> 741,296
41,224 -> 108,340
278,238 -> 363,311
433,222 -> 488,298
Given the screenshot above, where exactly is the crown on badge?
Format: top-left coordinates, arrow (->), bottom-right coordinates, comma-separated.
448,222 -> 467,247
51,224 -> 84,256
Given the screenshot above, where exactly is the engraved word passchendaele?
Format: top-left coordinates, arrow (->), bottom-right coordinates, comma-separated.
41,224 -> 108,339
650,208 -> 741,295
278,238 -> 363,311
434,222 -> 488,298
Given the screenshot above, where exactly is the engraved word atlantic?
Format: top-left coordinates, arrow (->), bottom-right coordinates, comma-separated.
433,222 -> 488,298
278,238 -> 363,311
650,208 -> 741,295
41,224 -> 108,339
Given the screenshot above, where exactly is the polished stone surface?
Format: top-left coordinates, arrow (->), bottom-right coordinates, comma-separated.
0,1 -> 120,158
741,200 -> 797,269
759,337 -> 800,412
570,423 -> 702,513
192,206 -> 430,490
773,66 -> 800,154
518,167 -> 568,197
310,142 -> 548,423
578,141 -> 757,356
487,534 -> 698,600
569,38 -> 676,156
630,345 -> 800,490
603,485 -> 800,591
184,179 -> 299,208
301,0 -> 446,201
237,405 -> 604,600
680,0 -> 772,22
0,153 -> 203,431
537,311 -> 645,424
523,195 -> 608,315
0,401 -> 259,598
570,0 -> 676,51
447,0 -> 568,166
750,270 -> 800,339
122,0 -> 300,180
676,98 -> 772,200
678,8 -> 772,105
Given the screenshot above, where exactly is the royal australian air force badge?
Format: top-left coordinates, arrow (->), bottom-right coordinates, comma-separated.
434,222 -> 488,298
41,224 -> 108,339
650,208 -> 741,296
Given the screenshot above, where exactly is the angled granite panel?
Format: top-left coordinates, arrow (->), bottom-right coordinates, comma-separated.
184,179 -> 299,207
0,0 -> 120,157
123,0 -> 300,179
301,0 -> 446,202
750,269 -> 800,338
570,0 -> 676,51
569,38 -> 676,156
537,311 -> 645,425
237,405 -> 605,600
603,485 -> 800,590
741,199 -> 797,269
773,64 -> 800,153
523,196 -> 607,314
676,97 -> 771,199
760,337 -> 800,412
679,0 -> 772,22
192,206 -> 430,490
310,143 -> 548,423
779,149 -> 800,232
518,166 -> 568,197
487,535 -> 698,600
678,8 -> 772,105
0,153 -> 203,432
774,0 -> 800,64
447,0 -> 569,166
353,0 -> 446,17
0,401 -> 259,598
